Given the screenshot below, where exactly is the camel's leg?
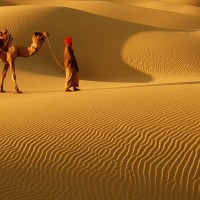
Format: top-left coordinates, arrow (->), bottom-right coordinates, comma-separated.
0,62 -> 9,93
9,61 -> 22,93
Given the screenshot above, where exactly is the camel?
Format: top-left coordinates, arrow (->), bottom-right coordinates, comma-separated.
0,31 -> 49,93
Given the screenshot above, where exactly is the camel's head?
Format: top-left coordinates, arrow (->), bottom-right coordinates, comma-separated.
32,31 -> 49,44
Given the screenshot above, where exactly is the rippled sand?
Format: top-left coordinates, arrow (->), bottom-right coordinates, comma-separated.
0,0 -> 200,200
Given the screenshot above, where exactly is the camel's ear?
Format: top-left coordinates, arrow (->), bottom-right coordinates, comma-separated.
34,32 -> 41,36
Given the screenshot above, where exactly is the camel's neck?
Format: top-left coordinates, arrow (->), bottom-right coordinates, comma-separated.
17,42 -> 42,57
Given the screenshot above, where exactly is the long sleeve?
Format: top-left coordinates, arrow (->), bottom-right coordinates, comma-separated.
64,45 -> 79,72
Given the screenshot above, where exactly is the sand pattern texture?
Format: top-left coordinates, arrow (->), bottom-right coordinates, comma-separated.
0,0 -> 200,200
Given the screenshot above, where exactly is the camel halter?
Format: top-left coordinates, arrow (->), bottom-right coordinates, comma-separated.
45,35 -> 65,71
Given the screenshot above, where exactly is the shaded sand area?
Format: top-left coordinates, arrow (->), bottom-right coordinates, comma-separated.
0,0 -> 200,199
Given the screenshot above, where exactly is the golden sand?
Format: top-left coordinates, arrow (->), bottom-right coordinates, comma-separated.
0,0 -> 200,199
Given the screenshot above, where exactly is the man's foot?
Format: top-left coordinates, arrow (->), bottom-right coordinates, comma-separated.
73,87 -> 80,91
15,90 -> 22,94
65,88 -> 72,92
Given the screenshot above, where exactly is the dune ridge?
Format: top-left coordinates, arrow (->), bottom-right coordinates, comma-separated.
0,0 -> 200,200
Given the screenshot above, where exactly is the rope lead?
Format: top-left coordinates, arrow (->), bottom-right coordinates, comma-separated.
45,36 -> 65,71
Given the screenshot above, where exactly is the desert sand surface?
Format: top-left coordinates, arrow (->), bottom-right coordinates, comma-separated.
0,0 -> 200,200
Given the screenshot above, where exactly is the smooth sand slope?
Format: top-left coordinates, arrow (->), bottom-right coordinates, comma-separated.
0,0 -> 200,200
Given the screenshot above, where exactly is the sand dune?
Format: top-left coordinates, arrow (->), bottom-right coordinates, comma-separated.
163,0 -> 200,6
110,0 -> 200,7
0,85 -> 200,200
0,1 -> 200,200
113,0 -> 200,16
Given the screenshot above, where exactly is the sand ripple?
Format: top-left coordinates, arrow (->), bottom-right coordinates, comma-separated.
0,87 -> 199,200
0,0 -> 200,199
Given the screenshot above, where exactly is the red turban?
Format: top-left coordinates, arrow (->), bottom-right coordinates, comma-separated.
64,37 -> 72,45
